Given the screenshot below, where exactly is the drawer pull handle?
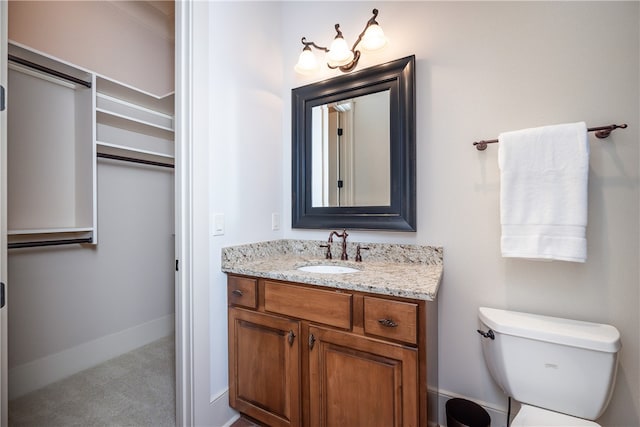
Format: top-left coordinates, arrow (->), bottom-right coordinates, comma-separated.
309,334 -> 316,350
378,318 -> 398,328
232,289 -> 244,297
287,330 -> 296,346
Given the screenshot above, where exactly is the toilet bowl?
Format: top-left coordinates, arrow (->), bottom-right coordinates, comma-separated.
477,307 -> 621,427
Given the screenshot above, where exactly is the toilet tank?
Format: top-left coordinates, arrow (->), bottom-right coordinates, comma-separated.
478,307 -> 621,420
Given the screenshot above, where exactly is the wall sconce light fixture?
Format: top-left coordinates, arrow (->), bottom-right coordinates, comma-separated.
295,9 -> 387,74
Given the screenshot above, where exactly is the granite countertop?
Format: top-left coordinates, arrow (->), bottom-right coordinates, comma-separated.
221,239 -> 443,301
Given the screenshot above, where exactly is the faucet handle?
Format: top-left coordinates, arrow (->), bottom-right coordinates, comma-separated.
355,245 -> 369,262
320,244 -> 332,260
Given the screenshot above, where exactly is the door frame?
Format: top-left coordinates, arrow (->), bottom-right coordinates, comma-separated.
175,1 -> 194,424
0,1 -> 7,425
0,2 -> 196,425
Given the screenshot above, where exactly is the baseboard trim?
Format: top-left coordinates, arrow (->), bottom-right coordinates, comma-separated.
221,414 -> 242,427
437,389 -> 509,427
209,388 -> 505,427
9,314 -> 175,399
211,389 -> 239,427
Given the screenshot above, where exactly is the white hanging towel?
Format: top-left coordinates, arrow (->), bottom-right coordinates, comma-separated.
498,122 -> 589,262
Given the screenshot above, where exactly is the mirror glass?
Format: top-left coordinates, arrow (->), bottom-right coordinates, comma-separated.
292,55 -> 416,231
311,90 -> 390,208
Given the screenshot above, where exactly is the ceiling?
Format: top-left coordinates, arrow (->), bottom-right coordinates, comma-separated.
109,1 -> 174,41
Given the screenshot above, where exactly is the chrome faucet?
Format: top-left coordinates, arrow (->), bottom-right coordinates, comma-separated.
327,229 -> 349,261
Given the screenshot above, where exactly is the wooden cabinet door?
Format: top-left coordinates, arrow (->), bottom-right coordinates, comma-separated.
228,308 -> 301,427
308,325 -> 419,427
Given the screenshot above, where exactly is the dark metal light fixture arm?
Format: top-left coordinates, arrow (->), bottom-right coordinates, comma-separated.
301,37 -> 329,53
296,9 -> 384,74
331,9 -> 380,72
350,9 -> 380,53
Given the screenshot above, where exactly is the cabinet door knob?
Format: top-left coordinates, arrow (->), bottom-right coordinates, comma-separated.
378,318 -> 398,328
288,330 -> 296,346
232,289 -> 243,297
309,334 -> 316,350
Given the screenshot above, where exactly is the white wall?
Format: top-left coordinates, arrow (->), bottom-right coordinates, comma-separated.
280,2 -> 639,426
202,1 -> 285,424
201,1 -> 640,426
205,2 -> 639,426
8,0 -> 174,98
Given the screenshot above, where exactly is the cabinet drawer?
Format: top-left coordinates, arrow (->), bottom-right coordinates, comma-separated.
264,281 -> 352,329
228,276 -> 257,309
363,297 -> 418,345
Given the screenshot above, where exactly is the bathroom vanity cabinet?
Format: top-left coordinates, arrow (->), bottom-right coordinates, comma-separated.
227,274 -> 433,427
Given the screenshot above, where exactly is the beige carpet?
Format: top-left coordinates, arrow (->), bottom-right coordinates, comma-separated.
8,335 -> 175,427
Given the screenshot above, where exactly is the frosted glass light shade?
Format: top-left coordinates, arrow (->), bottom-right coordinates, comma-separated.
295,48 -> 319,73
361,24 -> 387,51
327,36 -> 354,67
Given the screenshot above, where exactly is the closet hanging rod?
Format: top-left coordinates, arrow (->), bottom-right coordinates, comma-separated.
97,152 -> 175,169
8,54 -> 92,88
8,237 -> 93,250
473,123 -> 628,151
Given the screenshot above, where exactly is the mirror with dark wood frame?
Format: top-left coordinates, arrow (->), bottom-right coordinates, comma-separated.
292,55 -> 416,230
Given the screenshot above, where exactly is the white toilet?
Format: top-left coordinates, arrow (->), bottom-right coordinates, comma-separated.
477,307 -> 621,427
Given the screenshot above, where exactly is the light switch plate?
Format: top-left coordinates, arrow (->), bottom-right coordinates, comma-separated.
213,213 -> 225,236
272,212 -> 280,231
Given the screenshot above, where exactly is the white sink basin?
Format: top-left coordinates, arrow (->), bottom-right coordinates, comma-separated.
297,265 -> 361,274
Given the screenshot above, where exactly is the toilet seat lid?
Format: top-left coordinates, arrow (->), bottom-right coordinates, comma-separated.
512,405 -> 600,427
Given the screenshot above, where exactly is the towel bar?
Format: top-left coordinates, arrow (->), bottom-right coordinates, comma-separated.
473,123 -> 628,151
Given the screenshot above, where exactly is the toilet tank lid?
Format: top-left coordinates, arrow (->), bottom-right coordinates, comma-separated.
479,307 -> 621,353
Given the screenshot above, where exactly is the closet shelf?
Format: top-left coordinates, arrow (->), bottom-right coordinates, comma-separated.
9,227 -> 94,236
9,237 -> 93,250
97,141 -> 173,158
9,43 -> 93,88
8,227 -> 95,249
96,141 -> 174,167
95,74 -> 175,171
96,109 -> 173,135
8,62 -> 84,91
95,76 -> 174,115
7,42 -> 96,244
96,93 -> 174,131
8,43 -> 175,250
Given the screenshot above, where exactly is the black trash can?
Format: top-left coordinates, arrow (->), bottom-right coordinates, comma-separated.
446,398 -> 491,427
